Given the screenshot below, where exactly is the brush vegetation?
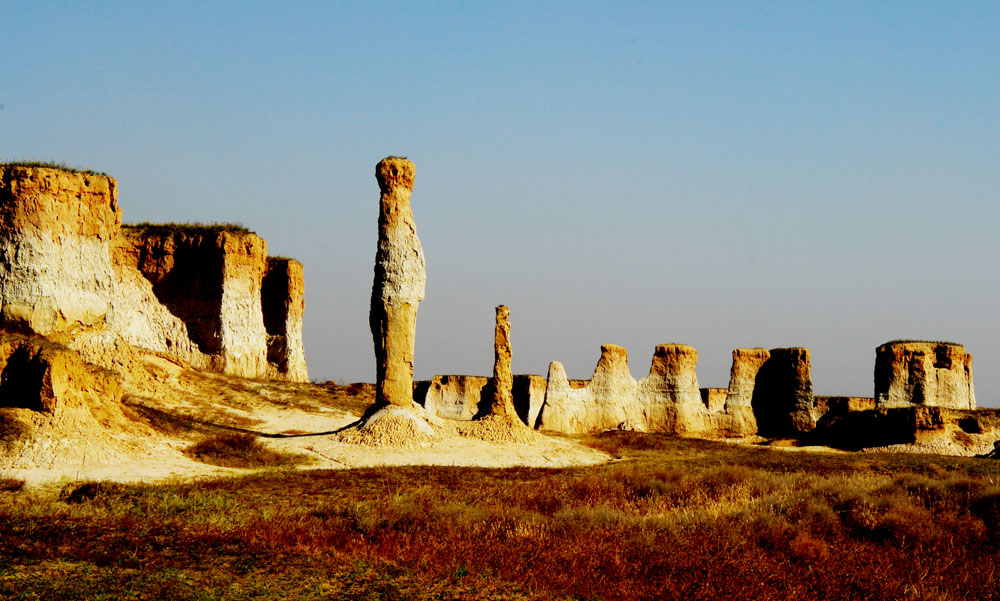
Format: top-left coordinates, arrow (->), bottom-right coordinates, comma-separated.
882,339 -> 963,347
124,221 -> 253,235
3,434 -> 1000,600
1,160 -> 108,176
185,432 -> 309,468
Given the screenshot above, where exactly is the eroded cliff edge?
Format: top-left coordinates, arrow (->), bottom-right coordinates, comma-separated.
0,165 -> 308,383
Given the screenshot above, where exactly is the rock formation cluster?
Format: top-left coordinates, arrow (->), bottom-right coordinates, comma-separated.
875,341 -> 975,410
0,165 -> 308,382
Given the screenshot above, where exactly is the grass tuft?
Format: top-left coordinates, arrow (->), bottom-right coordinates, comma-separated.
185,432 -> 306,468
2,160 -> 107,176
123,221 -> 253,235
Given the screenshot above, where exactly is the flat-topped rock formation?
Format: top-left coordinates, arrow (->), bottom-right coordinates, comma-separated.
0,165 -> 308,382
752,347 -> 816,438
715,348 -> 770,436
0,166 -> 120,337
875,341 -> 975,410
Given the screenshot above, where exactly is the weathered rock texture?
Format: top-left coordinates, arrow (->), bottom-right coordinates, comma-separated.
262,258 -> 308,381
874,341 -> 975,410
537,344 -> 712,434
752,347 -> 816,437
414,373 -> 547,426
701,388 -> 727,413
488,305 -> 517,419
0,166 -> 120,336
539,345 -> 638,434
418,375 -> 489,421
637,344 -> 708,433
513,374 -> 547,428
370,157 -> 425,408
0,165 -> 308,382
0,334 -> 151,469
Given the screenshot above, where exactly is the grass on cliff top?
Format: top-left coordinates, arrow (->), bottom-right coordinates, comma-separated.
1,160 -> 107,176
882,339 -> 963,347
124,221 -> 253,235
4,433 -> 1000,600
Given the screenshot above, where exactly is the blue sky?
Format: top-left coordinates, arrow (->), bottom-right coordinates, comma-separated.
3,2 -> 998,402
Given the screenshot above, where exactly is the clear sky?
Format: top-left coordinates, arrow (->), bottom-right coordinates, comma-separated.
2,2 -> 998,403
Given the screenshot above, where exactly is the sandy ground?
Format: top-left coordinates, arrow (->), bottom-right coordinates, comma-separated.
3,354 -> 610,489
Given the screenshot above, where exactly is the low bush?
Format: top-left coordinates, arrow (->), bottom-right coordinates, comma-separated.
185,432 -> 306,468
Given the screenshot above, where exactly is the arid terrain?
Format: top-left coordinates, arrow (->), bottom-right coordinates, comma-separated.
4,161 -> 1000,599
2,380 -> 1000,600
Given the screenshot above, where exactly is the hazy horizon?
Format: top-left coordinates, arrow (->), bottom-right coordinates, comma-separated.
3,2 -> 998,404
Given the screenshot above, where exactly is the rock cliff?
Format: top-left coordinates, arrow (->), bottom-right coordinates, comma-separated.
752,347 -> 816,437
0,165 -> 308,382
874,341 -> 975,410
262,258 -> 308,382
0,166 -> 120,337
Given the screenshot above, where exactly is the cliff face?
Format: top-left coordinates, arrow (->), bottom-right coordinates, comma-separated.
0,165 -> 309,383
636,344 -> 708,433
537,344 -> 713,435
875,341 -> 975,410
262,258 -> 308,382
0,167 -> 121,337
752,347 -> 816,438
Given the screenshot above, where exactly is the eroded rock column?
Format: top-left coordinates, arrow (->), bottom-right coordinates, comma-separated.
489,305 -> 517,418
752,347 -> 816,437
370,157 -> 425,408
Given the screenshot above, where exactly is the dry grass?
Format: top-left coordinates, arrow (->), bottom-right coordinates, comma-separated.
1,160 -> 107,176
185,433 -> 309,468
2,433 -> 1000,599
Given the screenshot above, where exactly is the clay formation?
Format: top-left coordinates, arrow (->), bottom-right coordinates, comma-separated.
752,347 -> 816,437
874,341 -> 975,410
370,157 -> 425,409
0,165 -> 307,382
487,305 -> 517,419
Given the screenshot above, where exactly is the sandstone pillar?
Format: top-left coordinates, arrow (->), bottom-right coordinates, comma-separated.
370,157 -> 425,408
489,305 -> 516,418
752,347 -> 815,437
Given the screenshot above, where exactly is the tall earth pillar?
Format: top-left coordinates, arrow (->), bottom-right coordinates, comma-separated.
370,157 -> 425,408
490,304 -> 516,418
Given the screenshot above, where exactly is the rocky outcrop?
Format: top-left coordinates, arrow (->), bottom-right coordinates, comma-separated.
370,157 -> 425,408
514,374 -> 547,428
0,334 -> 151,469
752,347 -> 815,437
115,226 -> 277,379
636,344 -> 709,433
419,375 -> 489,421
0,166 -> 120,337
488,305 -> 517,419
538,345 -> 638,434
875,341 -> 975,410
0,165 -> 309,382
262,258 -> 308,381
701,388 -> 727,413
537,344 -> 712,435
